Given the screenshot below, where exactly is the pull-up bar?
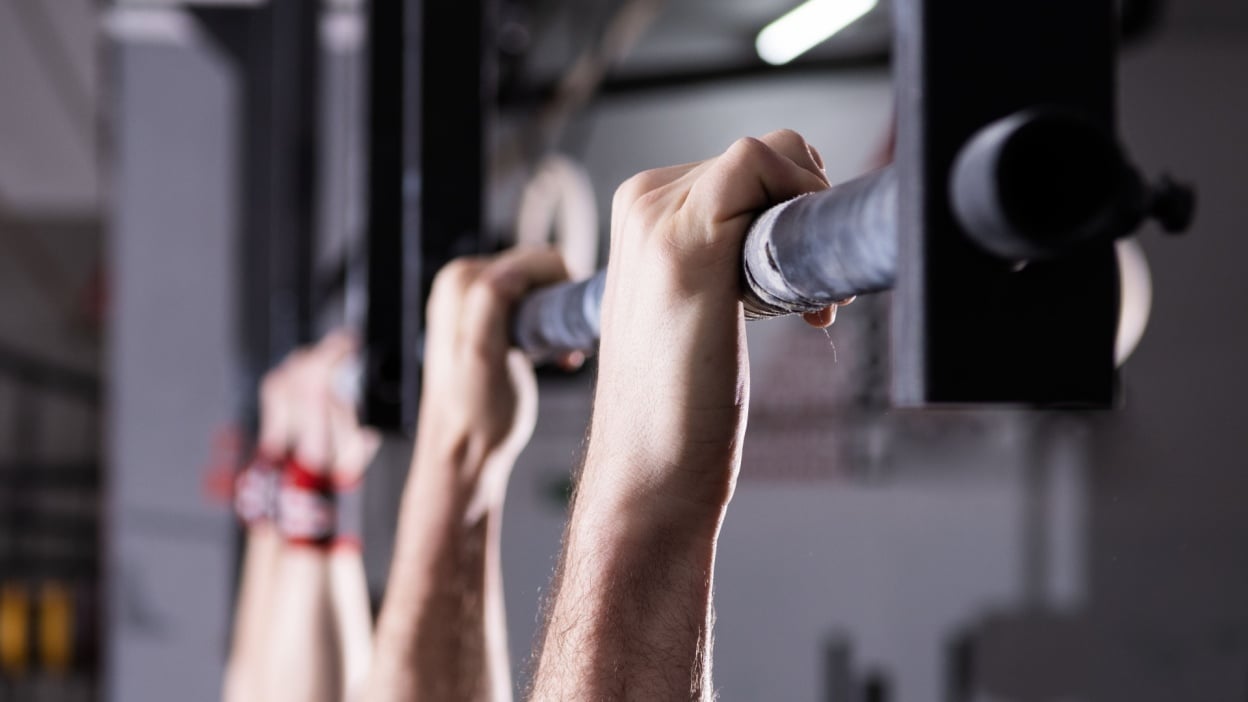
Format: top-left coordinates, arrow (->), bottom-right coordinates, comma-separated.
511,109 -> 1193,362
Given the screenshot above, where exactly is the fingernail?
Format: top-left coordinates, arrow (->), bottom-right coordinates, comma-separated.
807,143 -> 826,172
562,351 -> 586,371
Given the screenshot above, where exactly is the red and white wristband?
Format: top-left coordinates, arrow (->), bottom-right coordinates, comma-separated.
276,458 -> 363,551
233,454 -> 283,526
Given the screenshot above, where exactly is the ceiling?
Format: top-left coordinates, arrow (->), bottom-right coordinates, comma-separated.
597,0 -> 1248,76
1,0 -> 1246,216
0,0 -> 98,217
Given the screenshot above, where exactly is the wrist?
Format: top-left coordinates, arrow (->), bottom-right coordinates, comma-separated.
406,432 -> 512,524
275,457 -> 363,551
414,395 -> 525,470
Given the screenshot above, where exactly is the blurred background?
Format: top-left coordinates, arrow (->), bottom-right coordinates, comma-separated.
0,0 -> 1246,700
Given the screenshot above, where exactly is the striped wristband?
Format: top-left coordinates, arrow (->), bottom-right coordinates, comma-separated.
233,454 -> 282,526
277,458 -> 363,550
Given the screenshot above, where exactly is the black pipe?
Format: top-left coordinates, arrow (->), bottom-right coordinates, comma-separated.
0,343 -> 99,403
499,1 -> 1161,109
500,52 -> 891,107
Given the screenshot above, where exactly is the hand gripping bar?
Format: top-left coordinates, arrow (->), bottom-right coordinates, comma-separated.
510,167 -> 898,360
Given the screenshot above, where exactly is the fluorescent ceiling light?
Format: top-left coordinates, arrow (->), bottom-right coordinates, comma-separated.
755,0 -> 879,66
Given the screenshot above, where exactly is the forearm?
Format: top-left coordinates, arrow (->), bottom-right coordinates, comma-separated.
262,549 -> 340,702
530,128 -> 830,700
363,247 -> 565,701
530,459 -> 725,701
329,549 -> 374,702
366,440 -> 512,702
224,525 -> 281,702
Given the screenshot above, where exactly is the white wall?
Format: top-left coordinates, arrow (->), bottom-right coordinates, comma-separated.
501,20 -> 1248,702
107,35 -> 239,702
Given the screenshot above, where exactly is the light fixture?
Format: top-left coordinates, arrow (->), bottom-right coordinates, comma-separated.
755,0 -> 879,66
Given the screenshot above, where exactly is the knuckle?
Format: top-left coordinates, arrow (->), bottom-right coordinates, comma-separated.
433,258 -> 473,289
612,176 -> 644,211
632,190 -> 670,229
613,169 -> 663,208
726,136 -> 768,162
765,127 -> 805,147
611,188 -> 669,251
260,373 -> 283,401
284,350 -> 311,375
632,186 -> 666,212
465,273 -> 510,310
429,256 -> 482,304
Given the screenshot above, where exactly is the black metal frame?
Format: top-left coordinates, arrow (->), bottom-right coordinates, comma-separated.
0,344 -> 100,581
196,0 -> 322,405
499,52 -> 892,107
499,0 -> 1164,108
892,0 -> 1121,406
0,346 -> 101,685
363,0 -> 493,432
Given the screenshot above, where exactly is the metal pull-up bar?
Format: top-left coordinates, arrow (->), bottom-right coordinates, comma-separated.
510,109 -> 1193,362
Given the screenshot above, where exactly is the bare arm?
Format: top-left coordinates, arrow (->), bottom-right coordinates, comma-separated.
224,332 -> 381,702
366,248 -> 573,702
531,130 -> 837,700
262,548 -> 340,702
323,359 -> 382,702
261,338 -> 359,702
224,352 -> 310,702
330,544 -> 375,702
531,483 -> 724,699
222,522 -> 281,702
365,442 -> 509,702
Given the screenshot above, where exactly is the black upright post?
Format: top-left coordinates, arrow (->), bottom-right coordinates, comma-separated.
364,0 -> 492,431
892,0 -> 1120,406
261,0 -> 320,362
195,0 -> 321,404
363,0 -> 412,431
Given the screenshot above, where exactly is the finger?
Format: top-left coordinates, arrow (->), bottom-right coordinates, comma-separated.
431,256 -> 490,298
613,161 -> 706,207
326,399 -> 380,482
264,349 -> 318,454
311,330 -> 357,370
801,304 -> 838,328
428,256 -> 491,327
557,350 -> 586,372
686,135 -> 833,228
758,129 -> 831,187
809,143 -> 827,172
292,388 -> 334,471
481,245 -> 571,294
298,338 -> 357,399
281,349 -> 318,394
258,369 -> 294,457
281,347 -> 337,469
338,427 -> 381,483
